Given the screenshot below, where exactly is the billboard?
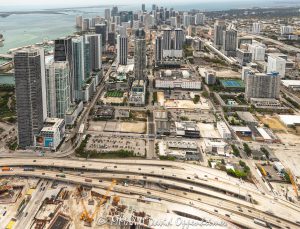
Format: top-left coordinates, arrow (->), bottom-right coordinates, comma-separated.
35,136 -> 44,147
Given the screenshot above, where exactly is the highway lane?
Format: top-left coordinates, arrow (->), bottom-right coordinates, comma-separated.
0,168 -> 274,229
14,180 -> 52,229
0,159 -> 300,227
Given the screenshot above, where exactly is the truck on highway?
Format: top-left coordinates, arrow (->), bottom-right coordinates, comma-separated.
253,219 -> 268,227
2,167 -> 13,171
56,173 -> 66,178
23,167 -> 35,171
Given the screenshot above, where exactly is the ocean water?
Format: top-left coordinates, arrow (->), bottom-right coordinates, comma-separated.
0,1 -> 298,54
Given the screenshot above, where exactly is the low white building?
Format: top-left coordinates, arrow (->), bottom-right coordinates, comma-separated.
217,122 -> 231,139
155,69 -> 201,90
35,118 -> 65,151
279,115 -> 300,127
203,139 -> 228,156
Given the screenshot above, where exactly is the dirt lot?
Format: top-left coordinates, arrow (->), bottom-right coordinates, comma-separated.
120,122 -> 146,133
257,115 -> 287,132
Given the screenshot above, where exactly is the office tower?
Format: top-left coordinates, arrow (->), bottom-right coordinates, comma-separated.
107,32 -> 116,46
111,6 -> 118,17
84,34 -> 102,78
244,71 -> 280,100
82,18 -> 90,32
165,10 -> 170,20
162,28 -> 172,50
174,28 -> 185,50
14,48 -> 47,148
267,54 -> 287,78
281,25 -> 294,35
76,16 -> 83,28
142,4 -> 146,12
252,22 -> 261,34
46,60 -> 71,119
54,37 -> 74,102
95,23 -> 107,49
117,34 -> 128,65
72,37 -> 85,101
134,28 -> 146,80
248,42 -> 266,61
214,20 -> 226,49
155,35 -> 163,63
222,29 -> 237,57
152,4 -> 156,11
105,8 -> 111,21
195,13 -> 205,25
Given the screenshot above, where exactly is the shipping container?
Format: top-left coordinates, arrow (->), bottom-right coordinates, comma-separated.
2,167 -> 13,171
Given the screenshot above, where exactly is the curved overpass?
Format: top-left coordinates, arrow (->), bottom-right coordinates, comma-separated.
0,158 -> 299,229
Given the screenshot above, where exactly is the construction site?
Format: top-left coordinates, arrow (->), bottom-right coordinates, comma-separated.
0,158 -> 299,229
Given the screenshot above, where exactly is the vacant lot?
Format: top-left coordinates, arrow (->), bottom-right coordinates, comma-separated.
257,115 -> 287,132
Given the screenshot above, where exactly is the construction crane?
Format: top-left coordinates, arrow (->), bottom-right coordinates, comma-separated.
287,169 -> 299,200
79,180 -> 117,225
90,179 -> 117,222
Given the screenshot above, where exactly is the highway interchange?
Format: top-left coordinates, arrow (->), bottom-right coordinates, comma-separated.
1,158 -> 300,229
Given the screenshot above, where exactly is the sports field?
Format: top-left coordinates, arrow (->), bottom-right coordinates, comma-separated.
106,90 -> 123,98
220,79 -> 245,88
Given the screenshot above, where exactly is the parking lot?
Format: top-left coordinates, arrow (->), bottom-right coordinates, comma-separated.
86,134 -> 147,156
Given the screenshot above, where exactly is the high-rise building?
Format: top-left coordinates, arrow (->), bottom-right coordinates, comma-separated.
104,8 -> 111,21
280,25 -> 294,35
76,16 -> 83,28
170,17 -> 177,27
222,29 -> 237,57
107,32 -> 116,46
95,23 -> 107,49
117,34 -> 128,65
155,35 -> 163,63
14,48 -> 47,148
174,28 -> 185,50
111,6 -> 119,17
142,4 -> 146,12
82,18 -> 90,32
72,37 -> 85,101
252,22 -> 261,34
152,4 -> 156,11
183,14 -> 193,28
244,71 -> 280,100
162,28 -> 172,50
54,37 -> 74,101
267,53 -> 287,78
195,13 -> 205,25
248,42 -> 266,61
84,34 -> 102,77
46,60 -> 71,119
134,28 -> 146,80
214,20 -> 226,49
132,20 -> 140,31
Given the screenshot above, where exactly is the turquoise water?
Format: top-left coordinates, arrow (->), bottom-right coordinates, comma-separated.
0,1 -> 297,54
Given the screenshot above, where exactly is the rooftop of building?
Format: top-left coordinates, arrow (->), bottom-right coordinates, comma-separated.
41,118 -> 64,132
